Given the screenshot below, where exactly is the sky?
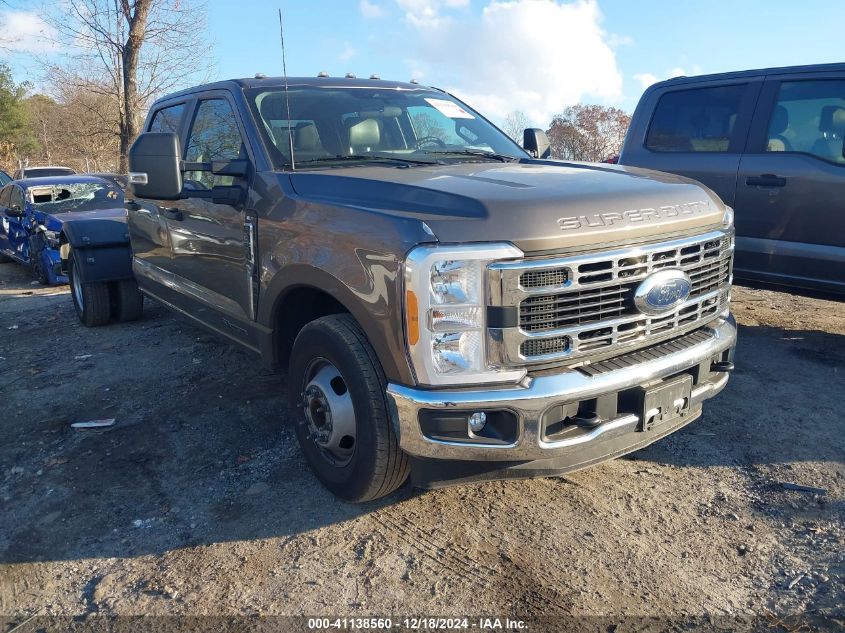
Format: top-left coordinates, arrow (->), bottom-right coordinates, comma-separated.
2,0 -> 844,127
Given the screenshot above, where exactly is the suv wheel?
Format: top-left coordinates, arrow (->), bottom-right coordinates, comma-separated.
112,279 -> 144,322
69,251 -> 111,327
289,314 -> 409,502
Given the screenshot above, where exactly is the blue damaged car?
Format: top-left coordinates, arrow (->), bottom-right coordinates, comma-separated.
0,176 -> 124,285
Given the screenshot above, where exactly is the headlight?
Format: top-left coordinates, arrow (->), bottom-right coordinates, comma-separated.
404,243 -> 526,386
722,206 -> 734,229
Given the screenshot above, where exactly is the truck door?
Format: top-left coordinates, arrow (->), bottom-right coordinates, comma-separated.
621,80 -> 761,207
734,75 -> 845,291
162,94 -> 254,325
128,101 -> 188,283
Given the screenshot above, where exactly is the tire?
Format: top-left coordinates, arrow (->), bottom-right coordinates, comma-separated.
69,251 -> 112,327
30,237 -> 49,285
111,279 -> 144,322
288,314 -> 409,502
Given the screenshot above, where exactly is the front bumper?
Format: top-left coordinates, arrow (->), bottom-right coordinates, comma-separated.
387,315 -> 736,466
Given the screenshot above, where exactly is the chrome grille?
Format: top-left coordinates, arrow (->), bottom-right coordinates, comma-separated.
488,230 -> 734,366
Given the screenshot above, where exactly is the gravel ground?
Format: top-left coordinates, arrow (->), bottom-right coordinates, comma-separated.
0,261 -> 843,630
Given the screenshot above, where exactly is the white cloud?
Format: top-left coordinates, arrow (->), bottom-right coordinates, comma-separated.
0,10 -> 59,53
633,72 -> 659,90
359,0 -> 386,18
397,0 -> 470,27
634,65 -> 703,90
406,0 -> 623,124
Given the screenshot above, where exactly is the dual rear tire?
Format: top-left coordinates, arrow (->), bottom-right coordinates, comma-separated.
69,250 -> 143,327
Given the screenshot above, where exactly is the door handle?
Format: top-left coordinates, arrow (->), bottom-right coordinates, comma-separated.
161,207 -> 183,221
746,174 -> 786,187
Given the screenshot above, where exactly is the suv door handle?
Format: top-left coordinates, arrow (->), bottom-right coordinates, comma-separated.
746,174 -> 786,187
162,207 -> 183,221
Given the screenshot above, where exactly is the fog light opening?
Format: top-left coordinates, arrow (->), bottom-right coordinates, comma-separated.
467,411 -> 487,434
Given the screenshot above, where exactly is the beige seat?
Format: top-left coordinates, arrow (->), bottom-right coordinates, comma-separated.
810,105 -> 845,162
766,106 -> 792,152
348,119 -> 380,153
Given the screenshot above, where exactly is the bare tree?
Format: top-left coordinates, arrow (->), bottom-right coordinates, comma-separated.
546,104 -> 631,162
47,0 -> 212,171
502,110 -> 531,143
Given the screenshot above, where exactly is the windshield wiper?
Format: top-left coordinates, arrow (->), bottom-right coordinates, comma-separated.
422,149 -> 519,162
295,154 -> 435,166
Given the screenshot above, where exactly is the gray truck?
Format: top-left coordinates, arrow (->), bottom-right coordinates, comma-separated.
60,76 -> 737,502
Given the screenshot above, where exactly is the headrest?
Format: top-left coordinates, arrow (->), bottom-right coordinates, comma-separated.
295,123 -> 320,150
766,138 -> 786,152
349,119 -> 380,148
770,105 -> 789,134
820,105 -> 845,133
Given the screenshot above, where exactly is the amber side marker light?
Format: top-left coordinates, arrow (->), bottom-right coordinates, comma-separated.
406,289 -> 420,345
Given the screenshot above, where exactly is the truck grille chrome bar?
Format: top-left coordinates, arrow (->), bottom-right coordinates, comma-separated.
488,230 -> 734,367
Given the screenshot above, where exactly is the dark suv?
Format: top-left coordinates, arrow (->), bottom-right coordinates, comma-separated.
619,63 -> 845,294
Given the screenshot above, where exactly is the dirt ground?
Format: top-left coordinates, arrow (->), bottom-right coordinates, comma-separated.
0,261 -> 843,630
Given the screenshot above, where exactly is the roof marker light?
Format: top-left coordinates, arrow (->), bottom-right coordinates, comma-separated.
317,71 -> 328,77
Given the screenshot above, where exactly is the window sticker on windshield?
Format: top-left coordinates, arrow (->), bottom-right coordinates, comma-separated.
424,98 -> 475,119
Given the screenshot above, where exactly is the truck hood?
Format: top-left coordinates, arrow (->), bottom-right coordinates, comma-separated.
288,161 -> 726,253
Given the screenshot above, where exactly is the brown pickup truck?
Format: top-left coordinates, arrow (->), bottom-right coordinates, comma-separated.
59,76 -> 737,501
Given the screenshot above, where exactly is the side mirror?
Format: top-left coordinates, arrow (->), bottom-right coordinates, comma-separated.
523,128 -> 551,159
128,132 -> 183,200
5,205 -> 23,217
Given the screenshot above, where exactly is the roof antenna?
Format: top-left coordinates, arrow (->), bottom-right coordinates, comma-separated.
278,8 -> 295,171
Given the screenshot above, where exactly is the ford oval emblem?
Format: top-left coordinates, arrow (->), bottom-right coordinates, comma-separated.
633,269 -> 692,315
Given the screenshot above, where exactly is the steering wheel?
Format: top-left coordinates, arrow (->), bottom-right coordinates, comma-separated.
414,136 -> 447,150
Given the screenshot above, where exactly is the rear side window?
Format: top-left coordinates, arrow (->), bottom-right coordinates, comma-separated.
149,103 -> 186,134
646,85 -> 747,152
765,80 -> 845,164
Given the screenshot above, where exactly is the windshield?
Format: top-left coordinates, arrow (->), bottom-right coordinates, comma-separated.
246,86 -> 528,168
30,181 -> 123,213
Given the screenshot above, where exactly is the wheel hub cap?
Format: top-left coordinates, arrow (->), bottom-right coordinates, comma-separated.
301,363 -> 356,466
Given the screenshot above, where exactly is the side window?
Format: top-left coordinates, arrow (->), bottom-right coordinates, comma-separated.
0,186 -> 11,208
184,98 -> 245,189
765,80 -> 845,164
645,84 -> 747,152
148,103 -> 186,134
9,186 -> 24,210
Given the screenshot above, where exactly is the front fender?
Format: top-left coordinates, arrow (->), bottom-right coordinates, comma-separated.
259,263 -> 415,385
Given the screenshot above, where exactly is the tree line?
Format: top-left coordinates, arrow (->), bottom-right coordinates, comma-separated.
504,105 -> 631,162
0,0 -> 208,175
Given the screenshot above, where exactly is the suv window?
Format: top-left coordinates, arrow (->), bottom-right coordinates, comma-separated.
149,103 -> 186,134
765,80 -> 845,164
646,85 -> 747,152
184,98 -> 245,189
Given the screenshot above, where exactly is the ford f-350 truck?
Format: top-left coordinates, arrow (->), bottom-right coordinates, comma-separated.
61,76 -> 736,501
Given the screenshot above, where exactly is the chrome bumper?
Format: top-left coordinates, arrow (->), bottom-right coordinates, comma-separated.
387,316 -> 736,463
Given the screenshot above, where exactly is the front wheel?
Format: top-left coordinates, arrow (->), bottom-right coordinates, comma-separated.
69,251 -> 111,327
288,314 -> 409,502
